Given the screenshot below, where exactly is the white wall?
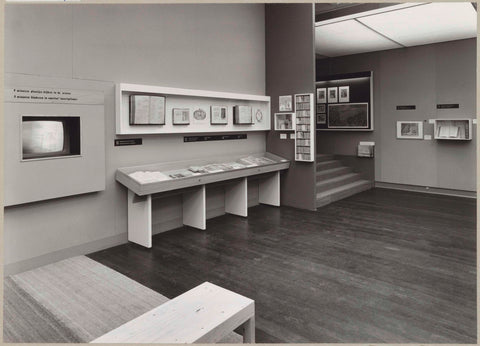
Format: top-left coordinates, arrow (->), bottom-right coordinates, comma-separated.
4,3 -> 266,274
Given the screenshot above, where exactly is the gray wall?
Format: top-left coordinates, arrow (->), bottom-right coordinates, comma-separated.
316,39 -> 476,192
4,4 -> 267,273
265,3 -> 317,210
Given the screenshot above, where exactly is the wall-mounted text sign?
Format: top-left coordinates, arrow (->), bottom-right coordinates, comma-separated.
6,86 -> 104,105
396,105 -> 416,110
114,138 -> 143,146
437,103 -> 459,109
184,134 -> 247,142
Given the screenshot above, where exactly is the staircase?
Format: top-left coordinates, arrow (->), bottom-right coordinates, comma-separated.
316,154 -> 373,208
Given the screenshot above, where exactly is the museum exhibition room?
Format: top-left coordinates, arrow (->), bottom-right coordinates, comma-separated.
2,1 -> 477,344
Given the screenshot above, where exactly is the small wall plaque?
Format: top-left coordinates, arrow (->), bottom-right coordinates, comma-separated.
437,104 -> 459,109
396,105 -> 416,110
114,138 -> 143,146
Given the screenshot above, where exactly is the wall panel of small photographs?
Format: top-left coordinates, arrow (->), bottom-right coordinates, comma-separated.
117,83 -> 271,135
315,71 -> 373,131
294,93 -> 315,162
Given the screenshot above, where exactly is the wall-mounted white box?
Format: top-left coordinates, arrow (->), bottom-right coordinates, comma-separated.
433,118 -> 472,140
4,101 -> 106,206
116,83 -> 270,135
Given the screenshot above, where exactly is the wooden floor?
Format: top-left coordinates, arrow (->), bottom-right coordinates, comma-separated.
88,188 -> 477,343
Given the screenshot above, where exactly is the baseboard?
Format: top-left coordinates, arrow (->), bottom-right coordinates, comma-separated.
374,181 -> 476,199
4,233 -> 128,277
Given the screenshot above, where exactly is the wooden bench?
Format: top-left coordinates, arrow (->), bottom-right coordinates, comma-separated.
91,282 -> 255,343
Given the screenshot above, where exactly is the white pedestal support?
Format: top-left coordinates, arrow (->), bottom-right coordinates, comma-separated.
127,190 -> 152,248
259,171 -> 281,206
183,185 -> 206,230
225,177 -> 248,217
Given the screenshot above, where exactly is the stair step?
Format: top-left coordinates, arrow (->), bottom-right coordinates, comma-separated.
316,180 -> 373,208
316,154 -> 335,162
316,173 -> 361,193
316,166 -> 352,181
316,160 -> 342,171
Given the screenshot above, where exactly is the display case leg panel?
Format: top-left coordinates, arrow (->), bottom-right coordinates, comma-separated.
242,316 -> 255,343
225,177 -> 248,217
259,171 -> 280,206
183,185 -> 206,230
127,190 -> 152,248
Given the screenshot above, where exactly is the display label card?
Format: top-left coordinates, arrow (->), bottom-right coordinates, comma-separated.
280,133 -> 287,139
423,135 -> 432,140
428,119 -> 435,124
290,133 -> 295,139
114,138 -> 143,146
396,105 -> 416,110
437,103 -> 459,109
472,119 -> 477,124
6,86 -> 104,105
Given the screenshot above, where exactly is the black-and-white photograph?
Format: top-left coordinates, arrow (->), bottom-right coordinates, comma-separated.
328,103 -> 369,128
327,86 -> 338,103
396,120 -> 424,139
279,95 -> 293,111
316,103 -> 326,113
316,87 -> 326,103
338,85 -> 349,102
316,113 -> 326,124
2,1 -> 477,345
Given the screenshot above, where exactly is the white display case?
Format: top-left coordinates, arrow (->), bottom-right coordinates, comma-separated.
433,118 -> 473,140
116,83 -> 271,135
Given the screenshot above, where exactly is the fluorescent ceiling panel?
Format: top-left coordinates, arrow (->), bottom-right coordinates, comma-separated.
357,2 -> 477,47
315,19 -> 402,57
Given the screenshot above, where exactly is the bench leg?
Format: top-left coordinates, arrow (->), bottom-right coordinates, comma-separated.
242,316 -> 255,343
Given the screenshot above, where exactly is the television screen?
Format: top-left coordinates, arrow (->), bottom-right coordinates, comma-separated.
22,116 -> 81,160
23,121 -> 64,155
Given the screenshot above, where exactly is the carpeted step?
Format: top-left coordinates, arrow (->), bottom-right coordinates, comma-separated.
316,154 -> 335,162
316,180 -> 373,208
316,160 -> 342,171
316,172 -> 362,193
316,166 -> 352,181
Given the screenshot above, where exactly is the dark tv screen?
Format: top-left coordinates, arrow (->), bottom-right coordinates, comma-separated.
22,116 -> 81,160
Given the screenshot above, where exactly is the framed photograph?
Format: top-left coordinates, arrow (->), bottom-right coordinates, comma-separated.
328,103 -> 369,129
339,86 -> 350,103
316,113 -> 326,124
129,94 -> 166,125
172,108 -> 190,125
279,95 -> 293,112
316,88 -> 326,103
274,113 -> 294,131
327,87 -> 338,103
210,106 -> 228,125
233,105 -> 253,124
396,121 -> 423,139
316,104 -> 326,113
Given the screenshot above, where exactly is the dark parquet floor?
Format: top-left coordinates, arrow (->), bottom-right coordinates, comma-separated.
88,188 -> 477,343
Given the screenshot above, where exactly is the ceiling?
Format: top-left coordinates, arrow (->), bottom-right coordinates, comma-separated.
315,2 -> 477,58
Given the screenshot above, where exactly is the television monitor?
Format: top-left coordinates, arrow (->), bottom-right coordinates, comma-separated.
22,116 -> 81,160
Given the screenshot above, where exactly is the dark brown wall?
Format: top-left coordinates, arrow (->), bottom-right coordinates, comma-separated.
316,39 -> 476,192
265,3 -> 316,210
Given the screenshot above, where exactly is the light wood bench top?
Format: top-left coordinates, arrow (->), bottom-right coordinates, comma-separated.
91,282 -> 255,344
